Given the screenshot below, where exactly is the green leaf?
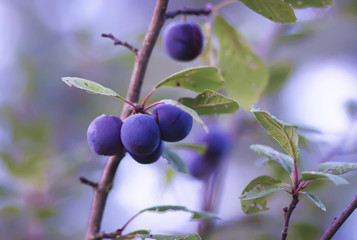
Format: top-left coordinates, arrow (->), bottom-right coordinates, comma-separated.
168,144 -> 206,155
215,15 -> 268,111
139,205 -> 220,221
317,162 -> 357,175
285,0 -> 334,9
263,61 -> 292,95
137,233 -> 201,240
240,176 -> 282,214
162,147 -> 189,174
155,67 -> 224,93
251,106 -> 299,161
160,99 -> 208,132
301,171 -> 349,185
114,230 -> 151,240
300,192 -> 326,211
240,0 -> 297,23
250,144 -> 294,174
61,77 -> 127,102
178,90 -> 239,115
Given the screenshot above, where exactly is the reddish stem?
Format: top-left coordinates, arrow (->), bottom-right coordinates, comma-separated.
141,88 -> 157,108
143,101 -> 163,112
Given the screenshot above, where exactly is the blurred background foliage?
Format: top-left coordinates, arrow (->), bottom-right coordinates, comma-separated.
0,0 -> 357,239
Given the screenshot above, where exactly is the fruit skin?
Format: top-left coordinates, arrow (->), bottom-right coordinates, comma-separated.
188,125 -> 231,179
163,21 -> 204,61
121,113 -> 161,156
87,114 -> 124,156
130,141 -> 164,164
152,104 -> 193,142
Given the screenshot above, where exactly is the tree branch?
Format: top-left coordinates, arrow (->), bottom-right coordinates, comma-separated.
121,0 -> 169,119
320,195 -> 357,240
165,8 -> 211,19
281,194 -> 299,240
101,33 -> 138,56
85,1 -> 169,239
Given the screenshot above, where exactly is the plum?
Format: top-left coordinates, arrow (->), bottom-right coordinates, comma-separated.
163,21 -> 204,61
129,141 -> 164,164
152,104 -> 193,142
87,114 -> 124,156
121,113 -> 161,156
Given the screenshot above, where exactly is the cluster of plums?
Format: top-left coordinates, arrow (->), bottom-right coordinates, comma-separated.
188,125 -> 231,179
163,21 -> 204,61
87,104 -> 193,164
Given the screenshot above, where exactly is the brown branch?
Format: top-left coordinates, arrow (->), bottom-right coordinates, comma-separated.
320,195 -> 357,240
85,152 -> 124,240
121,0 -> 169,119
80,176 -> 98,189
165,8 -> 211,19
281,194 -> 299,240
101,33 -> 138,55
85,1 -> 169,239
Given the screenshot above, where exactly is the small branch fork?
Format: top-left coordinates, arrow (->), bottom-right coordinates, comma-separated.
320,195 -> 357,240
101,33 -> 138,56
281,194 -> 299,240
80,177 -> 98,189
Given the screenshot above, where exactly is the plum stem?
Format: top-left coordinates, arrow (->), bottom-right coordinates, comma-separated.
211,0 -> 236,12
143,101 -> 163,112
141,88 -> 157,108
85,1 -> 169,239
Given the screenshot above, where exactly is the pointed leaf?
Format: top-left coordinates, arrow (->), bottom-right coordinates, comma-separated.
160,99 -> 208,132
285,0 -> 334,9
168,144 -> 206,155
139,205 -> 220,220
215,15 -> 268,110
251,106 -> 299,161
155,67 -> 224,93
240,176 -> 282,214
114,230 -> 151,240
301,192 -> 327,211
137,233 -> 201,240
317,162 -> 357,175
240,0 -> 297,23
162,147 -> 188,174
178,90 -> 239,115
61,77 -> 127,101
301,171 -> 349,185
250,144 -> 294,174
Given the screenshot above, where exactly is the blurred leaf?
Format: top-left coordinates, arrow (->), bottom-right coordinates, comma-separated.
240,176 -> 282,214
162,147 -> 189,174
155,67 -> 224,92
139,205 -> 219,221
200,22 -> 217,65
251,106 -> 299,161
137,233 -> 201,240
178,90 -> 239,115
164,168 -> 176,186
0,206 -> 20,217
35,206 -> 56,219
240,0 -> 297,23
301,171 -> 349,185
317,162 -> 357,175
300,192 -> 326,211
291,222 -> 320,240
250,144 -> 294,174
61,77 -> 127,102
215,15 -> 268,111
285,0 -> 334,9
168,144 -> 206,155
160,99 -> 208,132
263,61 -> 292,95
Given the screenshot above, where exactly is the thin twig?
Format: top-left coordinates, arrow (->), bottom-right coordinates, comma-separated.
80,176 -> 98,189
320,195 -> 357,240
281,194 -> 299,240
165,8 -> 212,19
101,33 -> 138,55
85,1 -> 169,239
